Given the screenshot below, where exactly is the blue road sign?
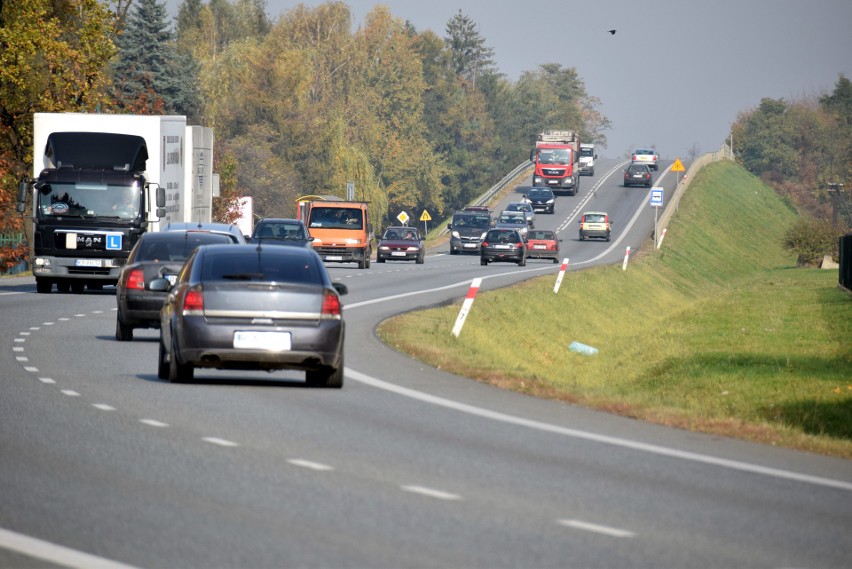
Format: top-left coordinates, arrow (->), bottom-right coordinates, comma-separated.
106,233 -> 122,251
650,187 -> 664,207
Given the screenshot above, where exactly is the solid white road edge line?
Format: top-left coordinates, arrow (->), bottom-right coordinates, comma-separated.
345,369 -> 852,492
0,527 -> 141,569
401,486 -> 463,500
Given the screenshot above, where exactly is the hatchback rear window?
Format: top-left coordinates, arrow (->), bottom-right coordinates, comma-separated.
140,233 -> 231,262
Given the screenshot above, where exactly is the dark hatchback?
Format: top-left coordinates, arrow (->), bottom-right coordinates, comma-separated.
480,228 -> 527,266
526,187 -> 556,214
376,226 -> 424,263
115,230 -> 234,341
153,244 -> 348,387
624,164 -> 652,187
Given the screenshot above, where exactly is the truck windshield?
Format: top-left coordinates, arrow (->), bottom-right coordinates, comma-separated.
580,148 -> 593,157
37,182 -> 139,219
308,207 -> 363,230
537,149 -> 571,164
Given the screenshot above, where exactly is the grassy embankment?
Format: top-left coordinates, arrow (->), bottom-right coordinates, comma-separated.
378,161 -> 852,458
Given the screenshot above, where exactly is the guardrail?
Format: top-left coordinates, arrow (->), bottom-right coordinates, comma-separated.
657,142 -> 732,237
437,161 -> 533,236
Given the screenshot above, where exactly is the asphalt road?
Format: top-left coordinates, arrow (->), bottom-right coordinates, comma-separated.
2,159 -> 851,568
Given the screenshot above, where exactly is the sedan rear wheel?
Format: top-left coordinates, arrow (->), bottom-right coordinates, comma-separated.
115,317 -> 134,342
168,338 -> 193,383
157,336 -> 169,380
306,355 -> 344,388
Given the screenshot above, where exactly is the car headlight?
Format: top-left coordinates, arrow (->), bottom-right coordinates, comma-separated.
379,246 -> 390,251
451,231 -> 460,239
546,199 -> 554,204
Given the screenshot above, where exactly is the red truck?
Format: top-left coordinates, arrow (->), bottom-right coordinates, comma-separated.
530,130 -> 581,196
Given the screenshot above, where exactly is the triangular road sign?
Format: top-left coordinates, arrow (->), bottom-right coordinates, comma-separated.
672,158 -> 685,172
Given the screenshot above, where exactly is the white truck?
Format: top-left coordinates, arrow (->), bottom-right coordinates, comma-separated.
17,113 -> 214,293
578,143 -> 597,176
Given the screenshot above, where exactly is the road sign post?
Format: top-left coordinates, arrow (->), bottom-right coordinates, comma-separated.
650,187 -> 664,249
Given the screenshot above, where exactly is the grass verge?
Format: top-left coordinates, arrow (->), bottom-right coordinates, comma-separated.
377,161 -> 852,458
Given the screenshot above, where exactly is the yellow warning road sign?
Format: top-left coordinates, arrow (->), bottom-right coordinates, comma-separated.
420,210 -> 432,222
672,158 -> 685,172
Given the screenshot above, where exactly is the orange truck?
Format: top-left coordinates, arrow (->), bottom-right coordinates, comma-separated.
298,196 -> 374,269
530,130 -> 581,196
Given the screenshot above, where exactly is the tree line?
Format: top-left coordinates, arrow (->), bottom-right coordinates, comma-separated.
0,0 -> 610,265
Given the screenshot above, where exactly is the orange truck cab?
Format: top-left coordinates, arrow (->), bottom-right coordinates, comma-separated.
530,130 -> 581,196
299,197 -> 373,269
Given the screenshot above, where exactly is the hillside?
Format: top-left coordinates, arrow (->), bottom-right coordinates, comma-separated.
378,161 -> 852,458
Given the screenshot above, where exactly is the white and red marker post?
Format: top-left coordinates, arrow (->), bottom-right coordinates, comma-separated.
553,257 -> 569,294
451,278 -> 482,337
622,246 -> 631,271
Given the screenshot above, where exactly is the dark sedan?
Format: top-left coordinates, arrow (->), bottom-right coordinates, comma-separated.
250,218 -> 313,247
624,164 -> 652,187
480,228 -> 526,266
525,187 -> 556,214
115,230 -> 234,341
153,244 -> 348,387
376,226 -> 424,263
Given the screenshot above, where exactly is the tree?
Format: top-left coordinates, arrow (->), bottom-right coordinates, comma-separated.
444,10 -> 495,90
0,0 -> 116,172
112,0 -> 200,118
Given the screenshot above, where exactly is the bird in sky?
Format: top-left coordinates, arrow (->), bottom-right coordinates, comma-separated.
608,29 -> 616,35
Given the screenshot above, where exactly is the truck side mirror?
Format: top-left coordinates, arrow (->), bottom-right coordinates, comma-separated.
16,179 -> 28,213
529,149 -> 535,162
156,186 -> 166,208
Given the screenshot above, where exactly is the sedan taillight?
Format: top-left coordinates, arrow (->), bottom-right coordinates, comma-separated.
127,268 -> 145,291
182,287 -> 204,315
321,290 -> 342,318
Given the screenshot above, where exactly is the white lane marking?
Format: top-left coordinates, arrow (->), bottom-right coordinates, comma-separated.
0,526 -> 142,569
38,377 -> 55,384
401,486 -> 463,501
74,314 -> 86,318
288,459 -> 334,471
203,437 -> 239,447
558,519 -> 636,538
346,369 -> 852,492
13,346 -> 24,352
19,331 -> 31,336
29,327 -> 40,330
43,321 -> 55,325
60,390 -> 80,397
140,419 -> 169,428
58,318 -> 69,322
92,310 -> 104,314
24,366 -> 38,373
92,404 -> 116,411
14,337 -> 25,342
16,357 -> 28,362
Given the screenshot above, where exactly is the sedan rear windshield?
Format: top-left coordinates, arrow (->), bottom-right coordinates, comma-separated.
203,250 -> 323,285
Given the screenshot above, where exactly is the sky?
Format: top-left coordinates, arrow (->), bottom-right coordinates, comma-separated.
163,0 -> 852,160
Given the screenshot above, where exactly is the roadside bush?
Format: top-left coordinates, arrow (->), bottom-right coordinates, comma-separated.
782,217 -> 840,266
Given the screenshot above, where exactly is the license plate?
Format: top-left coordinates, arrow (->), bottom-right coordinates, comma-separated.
633,174 -> 644,178
325,255 -> 343,261
533,245 -> 546,249
495,244 -> 510,250
463,243 -> 476,248
391,251 -> 407,256
233,331 -> 291,351
75,259 -> 103,267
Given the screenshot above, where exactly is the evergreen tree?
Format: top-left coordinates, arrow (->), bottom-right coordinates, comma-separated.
112,0 -> 199,118
444,10 -> 495,90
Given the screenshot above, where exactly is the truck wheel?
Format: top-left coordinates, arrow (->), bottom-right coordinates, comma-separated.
518,256 -> 526,267
36,278 -> 53,294
56,281 -> 71,293
416,253 -> 424,264
358,258 -> 367,269
377,256 -> 385,263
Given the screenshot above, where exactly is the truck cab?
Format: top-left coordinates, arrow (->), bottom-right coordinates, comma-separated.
531,130 -> 581,196
579,143 -> 596,176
